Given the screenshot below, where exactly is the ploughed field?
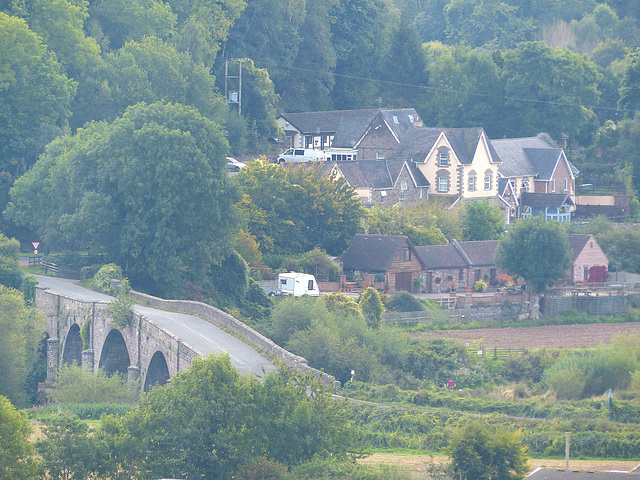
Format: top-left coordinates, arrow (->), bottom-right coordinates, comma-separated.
409,322 -> 640,349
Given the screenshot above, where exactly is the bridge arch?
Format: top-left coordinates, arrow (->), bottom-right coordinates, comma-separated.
62,323 -> 82,366
98,329 -> 131,376
144,351 -> 170,392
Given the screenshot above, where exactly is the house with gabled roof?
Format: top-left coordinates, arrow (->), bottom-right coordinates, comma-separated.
327,159 -> 429,205
276,108 -> 422,155
492,134 -> 578,222
415,240 -> 502,291
394,127 -> 502,201
568,234 -> 609,283
339,234 -> 424,292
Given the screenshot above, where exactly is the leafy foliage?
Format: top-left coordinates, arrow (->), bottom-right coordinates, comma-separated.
495,218 -> 571,294
237,162 -> 365,256
0,233 -> 22,289
445,420 -> 530,480
49,363 -> 138,404
92,263 -> 123,295
462,199 -> 505,241
94,355 -> 355,479
0,286 -> 46,407
359,287 -> 384,328
0,395 -> 39,480
7,102 -> 238,297
386,291 -> 425,312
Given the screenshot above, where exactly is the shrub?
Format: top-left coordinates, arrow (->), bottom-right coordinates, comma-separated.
386,291 -> 425,312
49,364 -> 138,404
92,263 -> 123,294
474,280 -> 488,292
22,275 -> 38,306
359,288 -> 384,328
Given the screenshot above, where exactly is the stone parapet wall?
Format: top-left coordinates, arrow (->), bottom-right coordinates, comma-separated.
128,290 -> 339,388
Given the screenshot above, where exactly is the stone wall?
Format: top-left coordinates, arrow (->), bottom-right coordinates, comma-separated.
540,294 -> 626,317
36,287 -> 198,384
128,290 -> 339,388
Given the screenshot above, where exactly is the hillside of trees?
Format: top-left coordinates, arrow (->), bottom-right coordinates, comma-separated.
2,0 -> 640,294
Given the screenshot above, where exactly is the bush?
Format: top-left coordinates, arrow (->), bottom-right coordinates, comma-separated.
386,291 -> 425,312
21,275 -> 38,306
474,280 -> 488,292
92,263 -> 123,294
80,264 -> 103,280
49,364 -> 138,404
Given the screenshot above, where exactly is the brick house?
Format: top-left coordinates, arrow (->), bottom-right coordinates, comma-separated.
276,108 -> 422,155
415,240 -> 502,292
339,235 -> 424,292
327,160 -> 429,205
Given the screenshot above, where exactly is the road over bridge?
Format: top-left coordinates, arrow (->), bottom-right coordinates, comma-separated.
35,276 -> 285,392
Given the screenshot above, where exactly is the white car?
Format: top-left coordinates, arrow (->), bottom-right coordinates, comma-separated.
226,157 -> 246,172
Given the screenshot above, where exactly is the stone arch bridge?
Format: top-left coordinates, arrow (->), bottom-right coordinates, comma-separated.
35,277 -> 336,392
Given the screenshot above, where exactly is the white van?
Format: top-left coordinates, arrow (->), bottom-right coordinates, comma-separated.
267,272 -> 320,297
277,148 -> 327,163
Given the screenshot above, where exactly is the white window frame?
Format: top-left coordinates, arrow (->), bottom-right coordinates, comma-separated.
484,174 -> 492,191
376,151 -> 385,160
438,175 -> 449,192
468,175 -> 476,192
564,178 -> 568,191
401,180 -> 408,191
439,151 -> 449,167
552,180 -> 556,192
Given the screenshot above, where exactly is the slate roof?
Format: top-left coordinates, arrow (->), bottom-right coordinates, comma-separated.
393,127 -> 487,165
456,240 -> 499,265
331,160 -> 429,190
525,148 -> 564,180
415,244 -> 467,269
491,135 -> 553,178
278,108 -> 421,149
521,192 -> 574,208
527,467 -> 640,480
567,234 -> 592,262
339,235 -> 417,272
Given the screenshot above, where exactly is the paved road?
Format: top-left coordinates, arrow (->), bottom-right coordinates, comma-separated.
35,275 -> 275,377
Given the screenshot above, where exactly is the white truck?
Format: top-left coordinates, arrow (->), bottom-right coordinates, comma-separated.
267,272 -> 320,297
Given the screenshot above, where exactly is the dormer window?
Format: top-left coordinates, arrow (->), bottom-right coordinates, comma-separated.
376,151 -> 385,160
522,181 -> 530,192
439,151 -> 449,167
393,116 -> 399,124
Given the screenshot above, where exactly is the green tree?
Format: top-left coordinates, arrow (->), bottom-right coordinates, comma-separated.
501,42 -> 602,143
495,218 -> 571,304
378,16 -> 427,108
72,35 -> 228,129
170,0 -> 245,68
96,355 -> 354,479
619,49 -> 640,117
88,0 -> 177,51
279,0 -> 337,111
597,224 -> 640,273
462,199 -> 505,241
10,0 -> 101,76
444,0 -> 535,49
445,420 -> 529,480
6,102 -> 238,297
0,286 -> 46,407
0,395 -> 39,479
359,287 -> 384,329
37,412 -> 106,480
237,162 -> 365,256
223,0 -> 306,93
329,0 -> 384,109
0,13 -> 76,214
0,233 -> 22,289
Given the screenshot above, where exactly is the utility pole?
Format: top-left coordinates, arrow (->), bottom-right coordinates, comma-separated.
224,58 -> 242,116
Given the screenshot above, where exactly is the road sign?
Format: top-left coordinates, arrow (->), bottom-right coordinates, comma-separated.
32,242 -> 40,255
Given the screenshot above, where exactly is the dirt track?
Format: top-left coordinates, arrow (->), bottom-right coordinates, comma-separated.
410,322 -> 640,349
